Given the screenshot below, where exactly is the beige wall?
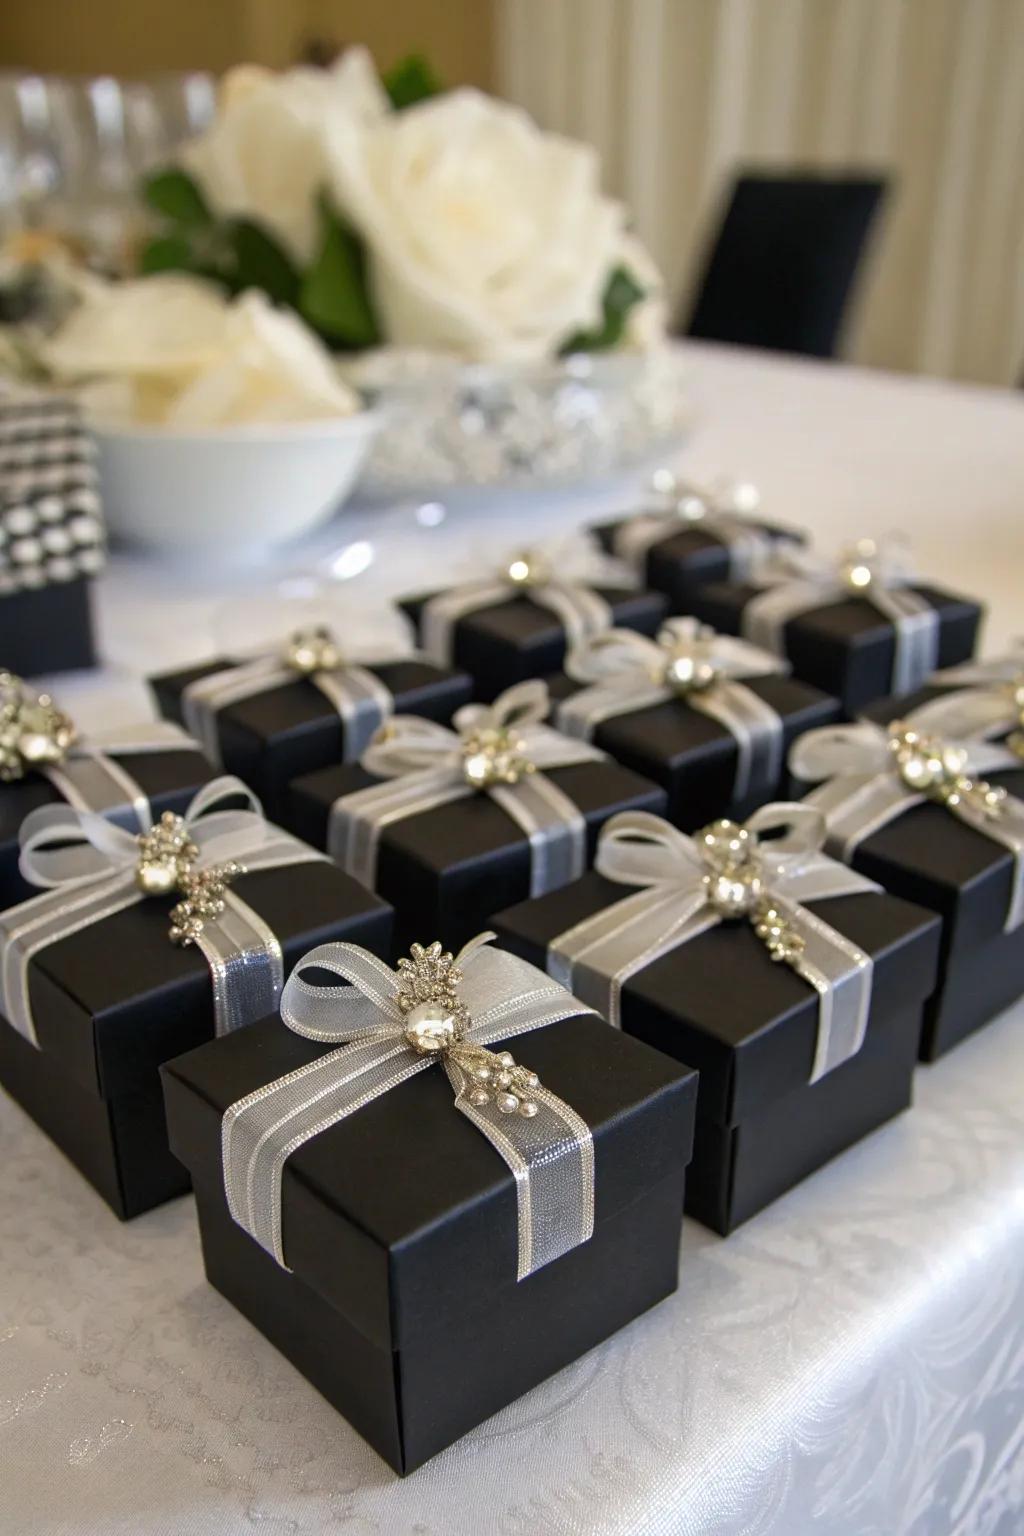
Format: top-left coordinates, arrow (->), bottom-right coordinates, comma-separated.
0,0 -> 494,84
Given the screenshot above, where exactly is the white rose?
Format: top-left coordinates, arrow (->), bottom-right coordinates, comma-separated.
181,47 -> 388,264
44,273 -> 230,380
324,88 -> 630,361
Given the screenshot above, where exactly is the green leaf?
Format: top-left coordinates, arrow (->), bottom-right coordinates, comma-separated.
224,218 -> 301,305
561,265 -> 647,354
298,197 -> 380,349
142,168 -> 212,227
383,52 -> 443,110
138,233 -> 196,275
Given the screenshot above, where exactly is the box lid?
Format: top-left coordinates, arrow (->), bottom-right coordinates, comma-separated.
12,858 -> 392,1102
494,874 -> 941,1128
162,975 -> 698,1356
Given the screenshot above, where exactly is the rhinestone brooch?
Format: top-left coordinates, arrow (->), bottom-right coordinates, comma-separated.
698,818 -> 806,965
135,810 -> 244,944
888,721 -> 1008,819
0,671 -> 77,781
461,726 -> 535,789
284,625 -> 343,676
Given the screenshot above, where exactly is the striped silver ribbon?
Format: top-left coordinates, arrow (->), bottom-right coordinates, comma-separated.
549,804 -> 880,1084
418,555 -> 613,668
792,720 -> 1024,932
555,618 -> 787,804
27,718 -> 198,830
329,682 -> 606,896
1,777 -> 325,1047
742,541 -> 940,695
893,645 -> 1024,744
611,483 -> 775,583
180,648 -> 396,769
221,934 -> 596,1280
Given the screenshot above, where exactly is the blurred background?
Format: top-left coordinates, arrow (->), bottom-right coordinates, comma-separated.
2,0 -> 1021,388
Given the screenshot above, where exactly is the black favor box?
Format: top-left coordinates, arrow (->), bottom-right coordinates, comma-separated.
546,671 -> 840,829
688,582 -> 983,717
0,740 -> 213,911
288,759 -> 668,952
592,514 -> 805,611
162,1003 -> 698,1473
398,586 -> 667,702
0,858 -> 392,1218
791,764 -> 1024,1061
2,577 -> 96,676
149,658 -> 473,822
494,876 -> 940,1233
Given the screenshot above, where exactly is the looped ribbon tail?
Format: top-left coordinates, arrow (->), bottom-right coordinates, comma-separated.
791,717 -> 1024,932
1,776 -> 326,1047
548,802 -> 882,1084
221,934 -> 596,1281
741,540 -> 940,694
329,681 -> 606,897
556,617 -> 787,805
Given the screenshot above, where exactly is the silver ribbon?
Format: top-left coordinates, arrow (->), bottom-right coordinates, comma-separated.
221,933 -> 596,1280
892,644 -> 1024,745
742,540 -> 940,694
792,719 -> 1024,932
611,480 -> 775,583
549,804 -> 880,1084
1,777 -> 325,1046
329,681 -> 606,896
419,550 -> 613,668
40,720 -> 200,829
180,633 -> 397,769
556,617 -> 787,803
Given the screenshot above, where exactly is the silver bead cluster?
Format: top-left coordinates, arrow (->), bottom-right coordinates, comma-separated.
660,627 -> 719,696
838,538 -> 880,592
0,671 -> 77,780
888,721 -> 1008,819
461,725 -> 535,790
698,818 -> 806,966
457,1042 -> 540,1118
134,810 -> 244,944
168,862 -> 245,946
283,625 -> 342,676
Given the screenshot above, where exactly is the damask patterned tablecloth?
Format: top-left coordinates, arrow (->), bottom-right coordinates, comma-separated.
2,345 -> 1024,1534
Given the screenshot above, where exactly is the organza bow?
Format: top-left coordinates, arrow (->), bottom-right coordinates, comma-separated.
899,643 -> 1024,750
221,933 -> 595,1280
610,473 -> 775,581
549,803 -> 881,1082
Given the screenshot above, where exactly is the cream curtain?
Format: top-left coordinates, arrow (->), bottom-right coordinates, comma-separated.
495,0 -> 1024,386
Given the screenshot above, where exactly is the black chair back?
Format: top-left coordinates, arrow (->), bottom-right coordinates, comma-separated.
684,172 -> 889,359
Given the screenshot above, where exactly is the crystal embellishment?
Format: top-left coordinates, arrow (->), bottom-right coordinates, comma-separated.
698,818 -> 806,965
888,720 -> 1008,818
461,726 -> 535,789
134,810 -> 244,943
0,671 -> 76,781
284,625 -> 342,676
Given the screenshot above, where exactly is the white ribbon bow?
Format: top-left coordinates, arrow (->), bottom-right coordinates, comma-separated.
330,681 -> 606,896
549,802 -> 881,1083
221,933 -> 596,1280
791,717 -> 1024,932
742,538 -> 940,695
895,643 -> 1024,746
557,618 -> 787,804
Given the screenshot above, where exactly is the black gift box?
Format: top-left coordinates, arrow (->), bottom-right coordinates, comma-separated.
789,762 -> 1024,1061
149,657 -> 473,822
0,858 -> 391,1218
162,997 -> 698,1473
398,586 -> 667,702
592,514 -> 805,610
2,578 -> 96,675
493,876 -> 941,1233
688,582 -> 982,717
546,671 -> 840,828
288,758 -> 668,951
0,740 -> 214,911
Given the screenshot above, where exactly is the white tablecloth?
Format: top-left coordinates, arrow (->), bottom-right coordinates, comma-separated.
3,344 -> 1024,1535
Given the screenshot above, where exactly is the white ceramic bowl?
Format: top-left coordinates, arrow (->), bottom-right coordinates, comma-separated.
93,410 -> 382,554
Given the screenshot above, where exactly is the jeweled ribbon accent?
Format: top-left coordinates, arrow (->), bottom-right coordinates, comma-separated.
792,717 -> 1024,931
556,618 -> 787,805
329,681 -> 606,896
0,670 -> 197,828
610,477 -> 776,582
1,777 -> 325,1046
418,549 -> 613,668
221,933 -> 596,1281
548,804 -> 881,1084
180,626 -> 397,769
741,540 -> 940,694
895,644 -> 1024,754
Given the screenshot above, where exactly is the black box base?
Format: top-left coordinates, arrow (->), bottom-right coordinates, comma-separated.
920,909 -> 1024,1060
687,999 -> 920,1232
194,1170 -> 684,1475
0,576 -> 96,677
0,1009 -> 188,1219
